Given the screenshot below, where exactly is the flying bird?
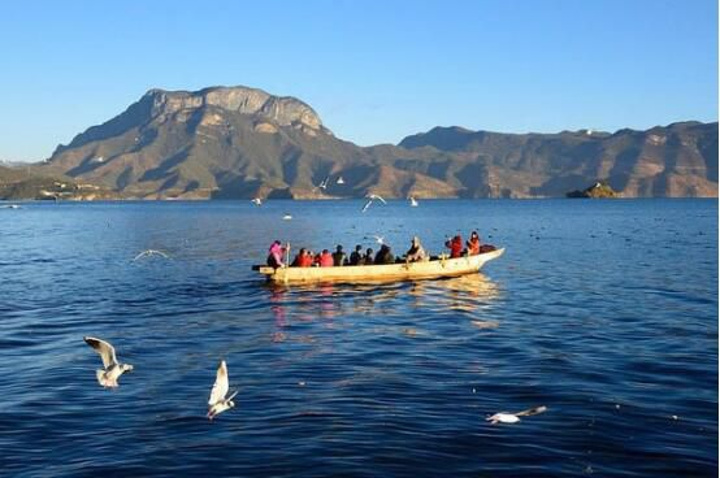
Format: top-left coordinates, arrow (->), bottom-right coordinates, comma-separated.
83,336 -> 134,388
361,194 -> 387,213
373,235 -> 385,245
133,249 -> 169,261
207,360 -> 238,420
486,405 -> 547,425
251,198 -> 262,206
409,196 -> 419,207
314,176 -> 330,191
336,176 -> 345,185
282,214 -> 293,221
368,194 -> 386,204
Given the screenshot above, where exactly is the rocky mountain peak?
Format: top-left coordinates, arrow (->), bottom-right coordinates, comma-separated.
145,86 -> 325,131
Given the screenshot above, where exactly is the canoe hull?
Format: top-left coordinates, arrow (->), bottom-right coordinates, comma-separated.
255,248 -> 504,284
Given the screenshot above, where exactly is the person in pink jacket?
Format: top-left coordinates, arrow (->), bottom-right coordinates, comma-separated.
267,240 -> 286,268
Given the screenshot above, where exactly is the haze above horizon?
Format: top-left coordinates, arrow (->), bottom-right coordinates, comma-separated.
1,0 -> 717,162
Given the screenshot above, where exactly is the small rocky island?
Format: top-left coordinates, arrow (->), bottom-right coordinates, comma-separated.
566,182 -> 619,198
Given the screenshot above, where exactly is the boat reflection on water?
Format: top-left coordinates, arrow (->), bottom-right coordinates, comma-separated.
265,273 -> 502,342
415,273 -> 502,313
268,282 -> 343,343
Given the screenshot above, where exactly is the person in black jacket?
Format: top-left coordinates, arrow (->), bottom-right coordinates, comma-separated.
374,244 -> 395,264
332,245 -> 347,266
361,248 -> 374,265
349,245 -> 363,265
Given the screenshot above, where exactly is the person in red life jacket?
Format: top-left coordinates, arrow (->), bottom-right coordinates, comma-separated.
291,248 -> 314,267
319,249 -> 334,267
291,248 -> 304,267
300,250 -> 314,267
267,240 -> 286,268
466,231 -> 481,255
445,234 -> 464,258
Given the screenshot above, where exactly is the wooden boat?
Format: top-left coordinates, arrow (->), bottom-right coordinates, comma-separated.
253,248 -> 504,284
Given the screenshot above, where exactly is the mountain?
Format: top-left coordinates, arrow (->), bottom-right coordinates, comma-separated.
399,122 -> 718,197
39,85 -> 718,198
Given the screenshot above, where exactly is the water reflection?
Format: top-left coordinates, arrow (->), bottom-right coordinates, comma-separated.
265,273 -> 502,342
416,273 -> 502,313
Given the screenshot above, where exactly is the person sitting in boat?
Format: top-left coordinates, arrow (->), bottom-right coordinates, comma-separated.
374,244 -> 395,264
332,245 -> 347,266
405,236 -> 427,262
291,248 -> 314,267
349,245 -> 363,265
319,249 -> 334,267
445,234 -> 464,258
267,240 -> 286,268
361,248 -> 374,265
466,231 -> 481,256
290,248 -> 304,267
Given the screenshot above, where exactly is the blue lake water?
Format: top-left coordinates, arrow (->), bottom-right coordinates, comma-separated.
0,199 -> 717,477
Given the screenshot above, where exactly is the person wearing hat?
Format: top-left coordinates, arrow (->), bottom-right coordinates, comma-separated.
405,236 -> 427,262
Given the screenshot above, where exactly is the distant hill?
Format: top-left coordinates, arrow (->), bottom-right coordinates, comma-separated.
0,164 -> 120,200
36,85 -> 718,198
399,122 -> 718,197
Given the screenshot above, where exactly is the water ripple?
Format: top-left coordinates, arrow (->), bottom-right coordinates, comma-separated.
0,199 -> 716,477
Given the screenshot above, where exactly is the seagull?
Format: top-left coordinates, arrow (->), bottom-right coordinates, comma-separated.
314,176 -> 330,191
486,405 -> 547,425
282,214 -> 292,221
207,360 -> 238,420
251,198 -> 262,206
409,196 -> 419,207
361,194 -> 387,213
373,235 -> 385,245
83,336 -> 134,388
133,249 -> 170,261
368,194 -> 387,204
336,176 -> 345,185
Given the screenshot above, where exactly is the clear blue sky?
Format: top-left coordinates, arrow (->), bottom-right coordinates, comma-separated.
1,0 -> 717,162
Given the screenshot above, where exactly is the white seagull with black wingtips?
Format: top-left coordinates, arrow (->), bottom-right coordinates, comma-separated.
83,336 -> 134,388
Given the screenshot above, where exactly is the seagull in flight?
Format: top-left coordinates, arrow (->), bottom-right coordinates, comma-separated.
361,194 -> 387,213
336,176 -> 345,185
314,176 -> 330,192
486,405 -> 548,425
368,194 -> 386,204
133,249 -> 169,261
207,360 -> 239,420
373,235 -> 385,245
83,336 -> 134,388
409,196 -> 419,207
251,198 -> 262,206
